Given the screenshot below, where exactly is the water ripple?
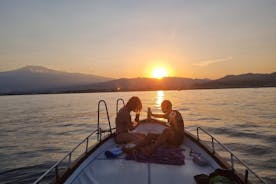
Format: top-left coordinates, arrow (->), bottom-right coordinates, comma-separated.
0,88 -> 275,183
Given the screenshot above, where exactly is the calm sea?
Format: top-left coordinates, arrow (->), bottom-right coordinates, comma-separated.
0,88 -> 275,183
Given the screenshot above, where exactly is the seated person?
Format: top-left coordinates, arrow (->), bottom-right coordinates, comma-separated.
141,100 -> 185,155
115,96 -> 145,144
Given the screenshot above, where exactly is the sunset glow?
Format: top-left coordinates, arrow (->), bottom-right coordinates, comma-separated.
0,1 -> 275,79
151,67 -> 168,79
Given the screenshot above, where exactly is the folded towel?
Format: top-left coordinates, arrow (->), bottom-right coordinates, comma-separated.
126,145 -> 185,165
105,147 -> 123,158
190,151 -> 209,166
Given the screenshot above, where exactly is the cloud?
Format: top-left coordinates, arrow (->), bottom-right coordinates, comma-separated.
193,57 -> 233,67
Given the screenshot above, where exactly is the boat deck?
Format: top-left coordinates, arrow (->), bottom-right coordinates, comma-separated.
65,123 -> 221,184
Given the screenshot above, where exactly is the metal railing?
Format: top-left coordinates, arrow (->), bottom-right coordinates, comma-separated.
97,100 -> 112,141
196,127 -> 267,184
33,99 -> 119,184
33,129 -> 98,184
116,98 -> 125,114
34,100 -> 266,184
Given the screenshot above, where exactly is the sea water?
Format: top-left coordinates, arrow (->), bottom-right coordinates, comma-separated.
0,88 -> 275,183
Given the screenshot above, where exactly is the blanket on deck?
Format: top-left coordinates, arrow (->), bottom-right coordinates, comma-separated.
125,146 -> 185,165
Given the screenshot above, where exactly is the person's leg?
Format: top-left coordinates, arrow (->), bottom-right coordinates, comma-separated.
115,132 -> 146,145
115,133 -> 139,144
147,133 -> 159,139
132,133 -> 158,149
140,128 -> 172,156
167,133 -> 179,146
122,133 -> 157,154
131,133 -> 147,145
132,132 -> 146,138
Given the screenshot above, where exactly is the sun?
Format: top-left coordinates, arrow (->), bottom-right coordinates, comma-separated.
151,67 -> 168,79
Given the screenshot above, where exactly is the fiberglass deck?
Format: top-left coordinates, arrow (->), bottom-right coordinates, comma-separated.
64,123 -> 221,184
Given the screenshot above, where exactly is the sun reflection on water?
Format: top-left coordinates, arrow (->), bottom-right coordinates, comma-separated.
155,90 -> 165,109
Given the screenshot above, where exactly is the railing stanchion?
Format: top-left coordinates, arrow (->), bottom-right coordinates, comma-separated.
245,169 -> 249,184
196,127 -> 199,141
99,128 -> 102,142
68,153 -> 72,168
211,137 -> 215,154
55,165 -> 59,182
230,153 -> 234,171
97,101 -> 100,141
85,137 -> 89,153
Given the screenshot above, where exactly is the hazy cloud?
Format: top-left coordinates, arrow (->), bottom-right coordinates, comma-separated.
193,57 -> 233,67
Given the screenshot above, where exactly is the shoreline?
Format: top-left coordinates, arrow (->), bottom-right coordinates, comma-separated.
0,86 -> 275,96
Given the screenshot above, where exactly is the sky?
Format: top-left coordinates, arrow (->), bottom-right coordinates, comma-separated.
0,0 -> 275,79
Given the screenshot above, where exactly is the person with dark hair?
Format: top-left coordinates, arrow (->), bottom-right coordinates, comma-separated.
141,100 -> 184,155
115,96 -> 145,144
150,100 -> 173,120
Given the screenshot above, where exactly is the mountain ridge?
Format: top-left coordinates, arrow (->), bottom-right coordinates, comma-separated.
0,65 -> 113,94
0,66 -> 275,95
82,72 -> 276,92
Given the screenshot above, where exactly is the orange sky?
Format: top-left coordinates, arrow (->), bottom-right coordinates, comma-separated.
0,1 -> 276,79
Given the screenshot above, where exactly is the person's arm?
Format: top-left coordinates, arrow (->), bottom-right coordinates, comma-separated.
128,112 -> 141,130
151,113 -> 166,118
151,110 -> 170,119
154,119 -> 168,126
129,120 -> 139,130
149,111 -> 170,126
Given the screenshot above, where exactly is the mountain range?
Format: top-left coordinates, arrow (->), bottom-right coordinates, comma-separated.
0,66 -> 275,95
0,66 -> 112,94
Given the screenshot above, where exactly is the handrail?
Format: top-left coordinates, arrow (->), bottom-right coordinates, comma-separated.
34,108 -> 266,184
97,100 -> 112,141
196,127 -> 267,184
33,129 -> 98,184
116,98 -> 125,114
34,99 -> 116,184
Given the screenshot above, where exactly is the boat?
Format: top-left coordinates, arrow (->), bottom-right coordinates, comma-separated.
34,99 -> 266,184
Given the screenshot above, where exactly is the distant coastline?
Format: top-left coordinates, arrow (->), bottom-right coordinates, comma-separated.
1,86 -> 275,96
0,66 -> 275,96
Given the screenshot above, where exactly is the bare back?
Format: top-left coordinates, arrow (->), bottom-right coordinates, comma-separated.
115,107 -> 131,135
